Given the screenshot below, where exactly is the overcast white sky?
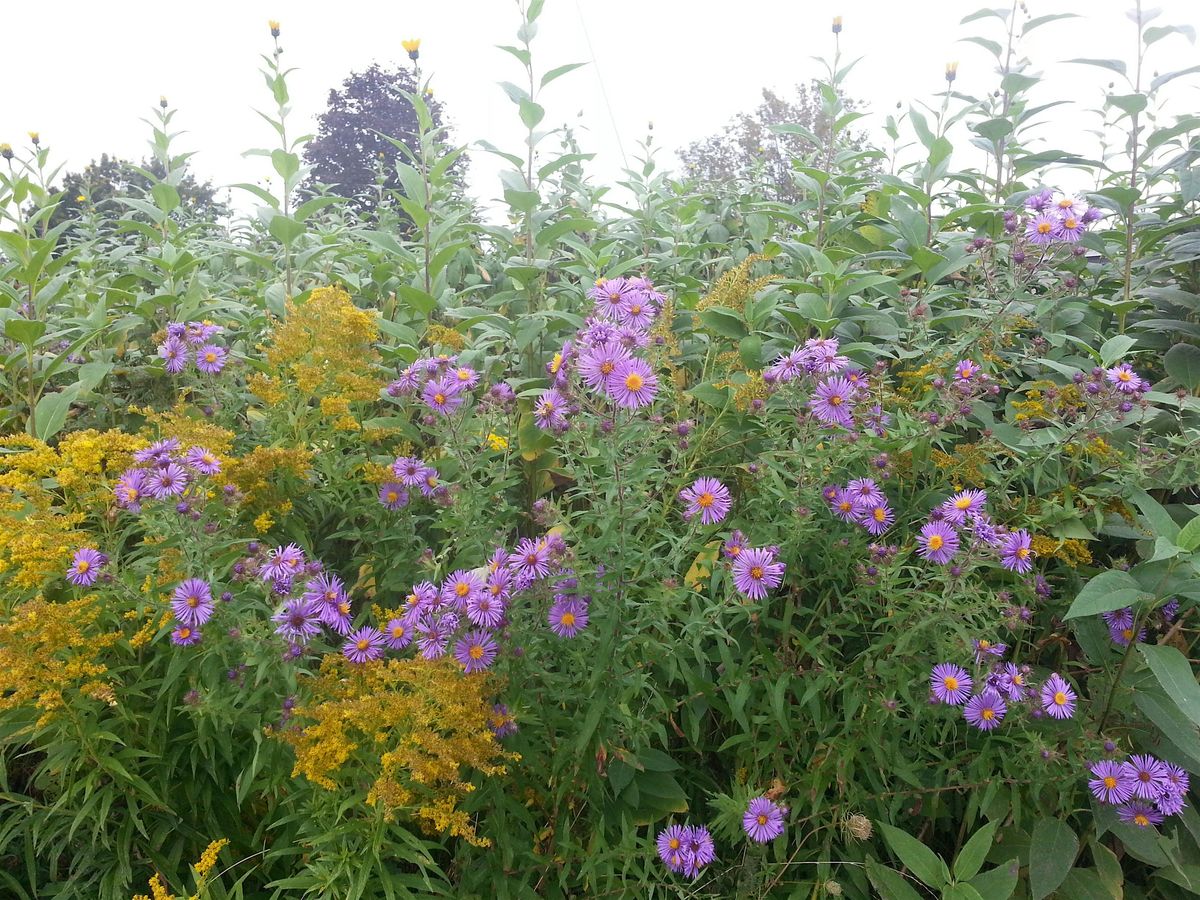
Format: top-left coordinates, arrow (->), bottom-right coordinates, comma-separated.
3,1 -> 1198,213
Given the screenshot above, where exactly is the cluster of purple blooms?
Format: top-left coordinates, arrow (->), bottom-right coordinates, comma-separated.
656,823 -> 716,878
722,530 -> 786,600
1101,600 -> 1179,647
930,647 -> 1076,732
157,321 -> 228,375
170,578 -> 215,646
1014,190 -> 1102,246
532,276 -> 667,430
910,489 -> 1034,573
923,359 -> 1000,429
1088,753 -> 1189,826
764,338 -> 890,436
382,453 -> 450,510
386,353 -> 507,424
113,439 -> 228,515
823,477 -> 895,537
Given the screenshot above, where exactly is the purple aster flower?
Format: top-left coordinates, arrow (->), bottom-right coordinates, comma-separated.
422,377 -> 465,415
548,597 -> 589,637
857,501 -> 895,535
1162,762 -> 1189,797
1102,607 -> 1134,631
917,521 -> 960,564
184,446 -> 222,475
67,548 -> 107,587
1058,213 -> 1085,243
343,626 -> 386,663
969,514 -> 1003,548
809,376 -> 856,428
803,337 -> 849,375
114,468 -> 148,512
657,825 -> 689,873
731,547 -> 786,600
146,463 -> 190,499
618,291 -> 657,329
995,662 -> 1029,700
384,617 -> 413,650
261,544 -> 306,582
723,530 -> 747,560
829,488 -> 859,524
1109,620 -> 1145,647
171,578 -> 214,627
508,538 -> 551,581
451,366 -> 480,390
680,477 -> 732,525
606,358 -> 658,409
972,638 -> 1007,664
590,277 -> 632,319
489,703 -> 518,738
272,599 -> 322,644
1118,801 -> 1164,828
953,360 -> 980,382
442,569 -> 485,609
999,529 -> 1035,573
534,388 -> 570,430
171,625 -> 202,646
940,489 -> 988,525
158,337 -> 189,374
743,796 -> 786,842
681,825 -> 716,879
1025,187 -> 1054,211
1026,212 -> 1061,244
378,481 -> 409,510
1161,599 -> 1180,623
303,572 -> 345,608
963,690 -> 1006,731
1123,755 -> 1169,800
1156,791 -> 1187,816
391,456 -> 427,486
1090,760 -> 1135,804
1105,363 -> 1143,394
1054,195 -> 1083,217
195,344 -> 227,374
930,663 -> 973,705
578,341 -> 633,392
466,591 -> 506,629
1040,673 -> 1076,719
846,478 -> 885,510
454,629 -> 498,673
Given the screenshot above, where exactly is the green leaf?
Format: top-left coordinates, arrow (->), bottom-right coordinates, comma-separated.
954,820 -> 999,882
1022,13 -> 1079,34
738,335 -> 762,369
698,307 -> 748,340
150,182 -> 180,214
972,118 -> 1014,143
1177,515 -> 1200,552
1139,643 -> 1200,727
943,885 -> 985,900
1066,58 -> 1128,77
687,382 -> 731,409
1029,818 -> 1077,900
396,285 -> 439,316
1107,93 -> 1149,116
1063,569 -> 1145,619
1099,334 -> 1136,367
33,385 -> 80,443
268,214 -> 305,245
1057,868 -> 1116,899
540,62 -> 587,89
271,149 -> 300,181
4,318 -> 46,348
864,858 -> 925,900
969,859 -> 1019,900
518,99 -> 545,130
878,822 -> 950,888
1164,342 -> 1200,391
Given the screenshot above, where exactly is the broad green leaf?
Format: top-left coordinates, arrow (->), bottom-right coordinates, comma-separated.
1063,569 -> 1145,619
943,884 -> 985,900
864,858 -> 925,900
1164,342 -> 1200,391
33,385 -> 81,443
267,214 -> 305,245
969,859 -> 1019,900
1029,818 -> 1077,900
540,62 -> 587,89
1139,643 -> 1200,727
1177,515 -> 1200,552
1099,334 -> 1136,366
878,822 -> 950,888
698,307 -> 748,340
150,181 -> 180,214
954,820 -> 999,882
5,318 -> 46,348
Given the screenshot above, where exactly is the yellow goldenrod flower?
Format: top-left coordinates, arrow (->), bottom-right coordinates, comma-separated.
402,38 -> 421,61
832,15 -> 843,33
75,194 -> 86,202
268,19 -> 281,37
485,433 -> 508,451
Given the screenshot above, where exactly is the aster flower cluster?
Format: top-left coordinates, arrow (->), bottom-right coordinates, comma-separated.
923,359 -> 999,428
930,653 -> 1076,732
763,337 -> 886,434
170,577 -> 215,645
1100,599 -> 1178,647
386,453 -> 450,509
386,353 -> 488,421
113,439 -> 230,515
1020,190 -> 1102,246
157,321 -> 228,375
722,533 -> 786,600
1088,753 -> 1189,826
912,489 -> 1035,574
824,477 -> 894,536
532,276 -> 666,429
656,823 -> 716,878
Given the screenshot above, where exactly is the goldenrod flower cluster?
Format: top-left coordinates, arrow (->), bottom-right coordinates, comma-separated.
424,322 -> 467,351
274,655 -> 512,846
696,254 -> 777,313
248,286 -> 385,431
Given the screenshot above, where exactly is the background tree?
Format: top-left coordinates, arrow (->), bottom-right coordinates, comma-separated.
48,154 -> 227,232
303,63 -> 463,216
678,81 -> 870,203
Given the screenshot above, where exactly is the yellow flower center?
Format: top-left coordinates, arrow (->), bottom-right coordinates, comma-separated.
943,676 -> 958,691
625,373 -> 644,391
187,596 -> 199,608
955,497 -> 972,509
1104,776 -> 1117,790
630,304 -> 642,315
1134,814 -> 1149,827
434,392 -> 446,405
600,360 -> 614,375
729,545 -> 741,556
757,814 -> 768,826
204,352 -> 217,363
386,491 -> 398,502
338,601 -> 351,615
838,502 -> 852,513
928,535 -> 944,551
979,640 -> 991,649
455,583 -> 470,597
1016,547 -> 1029,559
1122,628 -> 1134,640
356,639 -> 369,651
981,708 -> 995,720
669,838 -> 680,850
77,560 -> 90,573
1037,222 -> 1052,234
178,628 -> 191,639
829,394 -> 842,406
561,612 -> 576,627
1058,198 -> 1073,208
391,626 -> 404,638
1064,217 -> 1077,229
750,566 -> 764,580
457,369 -> 471,381
549,354 -> 562,374
873,507 -> 886,522
1054,691 -> 1067,706
1118,370 -> 1131,382
697,492 -> 715,508
469,644 -> 485,660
